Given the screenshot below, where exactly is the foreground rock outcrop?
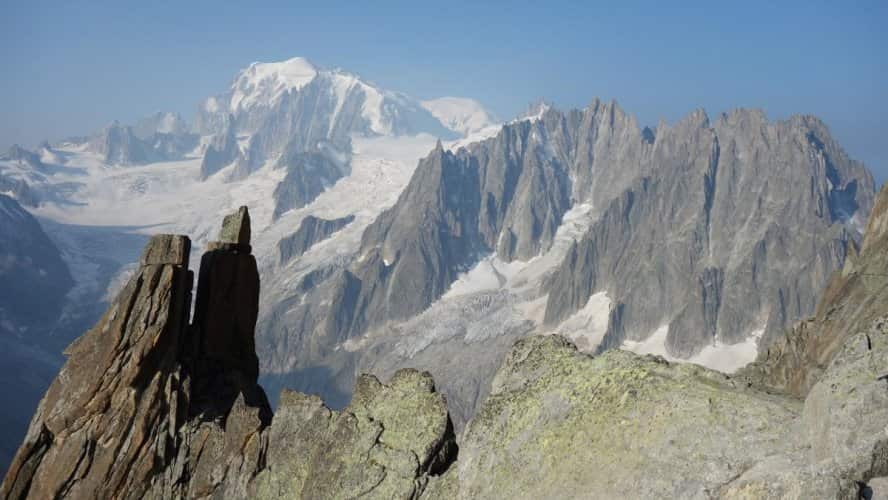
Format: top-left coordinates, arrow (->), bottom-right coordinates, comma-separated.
1,207 -> 456,499
424,325 -> 887,498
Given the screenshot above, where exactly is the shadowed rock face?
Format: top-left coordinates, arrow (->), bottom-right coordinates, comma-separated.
739,182 -> 888,397
278,214 -> 355,264
0,194 -> 73,332
544,110 -> 872,357
272,146 -> 351,219
0,206 -> 456,500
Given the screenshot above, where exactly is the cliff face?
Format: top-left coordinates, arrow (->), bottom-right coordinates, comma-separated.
260,104 -> 874,431
544,110 -> 871,355
278,214 -> 355,264
739,182 -> 888,396
0,207 -> 456,499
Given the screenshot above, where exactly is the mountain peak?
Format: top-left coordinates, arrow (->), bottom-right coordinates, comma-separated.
421,97 -> 499,136
230,57 -> 319,111
513,100 -> 553,123
243,56 -> 318,77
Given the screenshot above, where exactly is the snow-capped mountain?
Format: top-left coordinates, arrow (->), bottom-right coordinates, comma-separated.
220,57 -> 453,138
0,56 -> 504,473
0,55 -> 877,474
258,101 -> 874,428
195,57 -> 456,159
421,97 -> 499,136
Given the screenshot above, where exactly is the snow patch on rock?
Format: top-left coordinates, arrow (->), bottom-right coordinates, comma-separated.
621,325 -> 764,374
550,292 -> 611,351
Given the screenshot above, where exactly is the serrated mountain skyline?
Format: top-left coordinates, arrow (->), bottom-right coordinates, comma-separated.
0,54 -> 879,476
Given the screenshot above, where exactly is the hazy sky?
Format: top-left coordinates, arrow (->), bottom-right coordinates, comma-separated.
3,0 -> 886,181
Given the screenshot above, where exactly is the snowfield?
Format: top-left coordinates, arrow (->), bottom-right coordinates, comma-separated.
621,325 -> 765,374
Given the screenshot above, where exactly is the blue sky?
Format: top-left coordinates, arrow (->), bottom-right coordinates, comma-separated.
3,0 -> 886,180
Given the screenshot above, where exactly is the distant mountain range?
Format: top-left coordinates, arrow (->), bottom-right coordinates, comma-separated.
0,56 -> 876,473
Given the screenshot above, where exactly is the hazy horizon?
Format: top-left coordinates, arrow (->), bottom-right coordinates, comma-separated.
3,0 -> 886,180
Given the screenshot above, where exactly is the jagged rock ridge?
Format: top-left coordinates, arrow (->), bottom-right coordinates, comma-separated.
337,105 -> 873,350
0,207 -> 456,499
87,121 -> 198,166
542,110 -> 872,355
262,102 -> 874,428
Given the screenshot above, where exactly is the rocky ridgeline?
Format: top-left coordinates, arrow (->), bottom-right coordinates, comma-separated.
4,195 -> 888,499
0,207 -> 457,499
263,104 -> 876,428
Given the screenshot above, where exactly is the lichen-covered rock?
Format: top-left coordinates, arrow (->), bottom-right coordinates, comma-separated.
802,318 -> 888,481
429,318 -> 888,499
443,335 -> 803,499
219,205 -> 251,245
715,318 -> 888,498
253,369 -> 457,499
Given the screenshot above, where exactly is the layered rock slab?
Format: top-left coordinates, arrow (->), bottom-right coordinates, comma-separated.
1,235 -> 193,499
